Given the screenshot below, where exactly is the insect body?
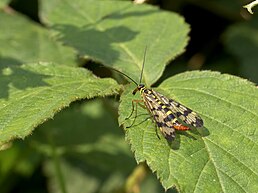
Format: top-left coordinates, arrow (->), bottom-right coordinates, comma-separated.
110,48 -> 203,141
132,83 -> 203,141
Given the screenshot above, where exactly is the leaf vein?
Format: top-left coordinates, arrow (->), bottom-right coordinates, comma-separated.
203,140 -> 226,193
169,86 -> 258,100
205,138 -> 258,177
169,87 -> 258,118
193,159 -> 210,193
201,113 -> 258,146
216,167 -> 248,193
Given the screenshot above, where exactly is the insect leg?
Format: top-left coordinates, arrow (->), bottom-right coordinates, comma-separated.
125,99 -> 144,120
128,115 -> 152,128
126,100 -> 145,128
155,127 -> 161,140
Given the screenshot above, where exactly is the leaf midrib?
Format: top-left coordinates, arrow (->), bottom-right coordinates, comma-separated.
204,138 -> 256,192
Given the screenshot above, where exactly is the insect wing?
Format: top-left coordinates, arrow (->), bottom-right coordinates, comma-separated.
142,90 -> 192,141
142,93 -> 175,140
152,90 -> 203,128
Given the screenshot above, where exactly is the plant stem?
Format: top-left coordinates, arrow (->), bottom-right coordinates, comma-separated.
124,163 -> 149,193
50,137 -> 67,193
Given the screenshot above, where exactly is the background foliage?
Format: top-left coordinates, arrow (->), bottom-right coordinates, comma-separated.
0,0 -> 258,193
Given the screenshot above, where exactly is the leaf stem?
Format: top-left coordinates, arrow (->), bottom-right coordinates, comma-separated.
50,137 -> 67,193
124,163 -> 149,193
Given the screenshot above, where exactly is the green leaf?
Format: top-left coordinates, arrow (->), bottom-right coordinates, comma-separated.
0,63 -> 121,145
40,0 -> 189,85
119,71 -> 258,192
224,17 -> 258,83
0,11 -> 76,66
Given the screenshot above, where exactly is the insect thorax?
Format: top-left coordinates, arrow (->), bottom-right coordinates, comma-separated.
132,84 -> 145,95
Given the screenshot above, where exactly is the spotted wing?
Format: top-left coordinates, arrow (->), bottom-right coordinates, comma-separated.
142,91 -> 189,141
152,90 -> 204,128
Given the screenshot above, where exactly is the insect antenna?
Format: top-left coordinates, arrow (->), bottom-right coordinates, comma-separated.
98,46 -> 147,86
100,65 -> 138,86
139,46 -> 147,84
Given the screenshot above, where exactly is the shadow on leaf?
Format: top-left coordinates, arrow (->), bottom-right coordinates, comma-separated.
168,127 -> 210,150
100,4 -> 158,21
52,24 -> 138,65
0,63 -> 50,99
